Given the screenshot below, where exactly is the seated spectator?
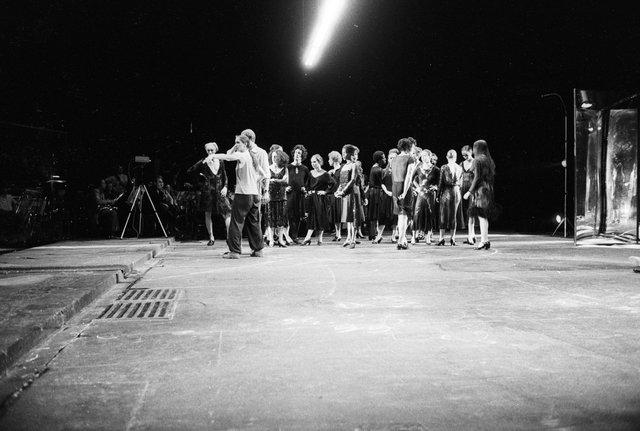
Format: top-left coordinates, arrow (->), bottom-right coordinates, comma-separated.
0,183 -> 19,237
89,179 -> 119,238
148,175 -> 177,235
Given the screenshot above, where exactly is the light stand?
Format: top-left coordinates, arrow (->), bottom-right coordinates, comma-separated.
120,161 -> 167,239
542,93 -> 569,237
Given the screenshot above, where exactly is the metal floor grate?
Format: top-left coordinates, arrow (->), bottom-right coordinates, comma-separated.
98,288 -> 180,320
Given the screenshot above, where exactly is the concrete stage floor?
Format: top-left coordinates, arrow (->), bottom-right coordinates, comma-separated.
1,234 -> 640,430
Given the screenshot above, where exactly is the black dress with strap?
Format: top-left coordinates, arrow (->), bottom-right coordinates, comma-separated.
306,171 -> 335,230
187,159 -> 231,216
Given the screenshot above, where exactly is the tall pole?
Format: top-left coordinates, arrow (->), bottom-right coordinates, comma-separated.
542,93 -> 568,237
563,100 -> 568,238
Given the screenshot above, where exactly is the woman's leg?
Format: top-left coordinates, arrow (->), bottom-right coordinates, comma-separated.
204,211 -> 214,241
303,229 -> 313,242
376,223 -> 385,241
334,223 -> 342,239
318,229 -> 324,243
265,226 -> 274,246
479,216 -> 489,243
398,214 -> 407,245
344,222 -> 353,244
277,227 -> 287,245
284,224 -> 293,243
467,216 -> 475,242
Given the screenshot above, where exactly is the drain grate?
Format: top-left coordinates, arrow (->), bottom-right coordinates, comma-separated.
98,288 -> 180,320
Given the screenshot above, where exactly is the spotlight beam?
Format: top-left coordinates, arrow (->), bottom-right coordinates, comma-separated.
302,0 -> 348,69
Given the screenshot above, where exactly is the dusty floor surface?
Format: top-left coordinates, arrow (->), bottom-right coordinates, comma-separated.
1,234 -> 639,430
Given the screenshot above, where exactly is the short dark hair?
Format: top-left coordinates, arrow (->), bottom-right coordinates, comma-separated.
397,138 -> 413,152
343,144 -> 358,161
373,150 -> 385,165
461,145 -> 471,154
270,149 -> 289,168
291,144 -> 308,162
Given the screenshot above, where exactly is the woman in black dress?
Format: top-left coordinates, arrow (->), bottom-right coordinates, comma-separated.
355,159 -> 367,239
266,148 -> 289,247
411,150 -> 430,244
437,149 -> 463,246
327,151 -> 343,241
412,150 -> 440,244
334,145 -> 363,249
381,149 -> 399,243
187,142 -> 231,245
368,151 -> 387,243
459,144 -> 476,244
285,145 -> 310,244
302,154 -> 336,245
464,139 -> 495,250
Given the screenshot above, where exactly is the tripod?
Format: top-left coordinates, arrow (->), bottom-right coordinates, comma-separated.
552,215 -> 573,237
120,184 -> 168,239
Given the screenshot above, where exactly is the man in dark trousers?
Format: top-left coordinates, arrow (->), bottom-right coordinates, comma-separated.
208,134 -> 264,258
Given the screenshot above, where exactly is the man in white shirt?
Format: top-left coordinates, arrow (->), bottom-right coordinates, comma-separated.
209,134 -> 264,258
241,128 -> 270,203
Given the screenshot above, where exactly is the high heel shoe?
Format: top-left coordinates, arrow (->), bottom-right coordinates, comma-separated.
207,239 -> 215,246
410,237 -> 416,245
342,241 -> 351,248
302,239 -> 311,246
317,240 -> 323,245
475,241 -> 490,250
331,236 -> 339,242
372,237 -> 383,244
349,241 -> 356,249
277,239 -> 287,248
268,239 -> 275,248
463,238 -> 476,245
450,238 -> 456,246
401,242 -> 408,250
436,239 -> 445,246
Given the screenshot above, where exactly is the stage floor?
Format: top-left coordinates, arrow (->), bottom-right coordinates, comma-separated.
1,234 -> 640,430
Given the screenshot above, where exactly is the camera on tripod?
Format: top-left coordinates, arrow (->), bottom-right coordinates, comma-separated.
120,155 -> 168,239
131,155 -> 151,186
134,155 -> 151,164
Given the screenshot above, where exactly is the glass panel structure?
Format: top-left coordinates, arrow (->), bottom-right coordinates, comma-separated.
574,90 -> 638,244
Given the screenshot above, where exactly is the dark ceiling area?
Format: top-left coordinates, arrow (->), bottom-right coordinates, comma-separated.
2,0 -> 639,231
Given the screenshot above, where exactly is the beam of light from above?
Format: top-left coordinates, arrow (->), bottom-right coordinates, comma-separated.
302,0 -> 349,69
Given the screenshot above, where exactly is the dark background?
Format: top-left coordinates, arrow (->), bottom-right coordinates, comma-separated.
2,0 -> 639,232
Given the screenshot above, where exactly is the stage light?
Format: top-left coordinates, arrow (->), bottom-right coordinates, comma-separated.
555,214 -> 562,224
579,90 -> 594,109
561,160 -> 567,168
302,0 -> 349,69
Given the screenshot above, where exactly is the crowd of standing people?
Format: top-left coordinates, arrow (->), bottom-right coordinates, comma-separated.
197,129 -> 496,258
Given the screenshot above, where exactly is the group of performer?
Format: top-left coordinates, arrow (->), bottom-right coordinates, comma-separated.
191,129 -> 496,258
